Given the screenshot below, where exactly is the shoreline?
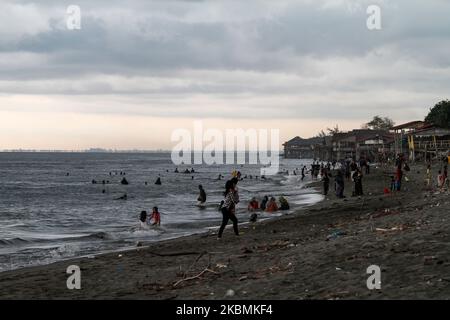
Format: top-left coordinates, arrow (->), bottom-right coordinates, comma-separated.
0,172 -> 321,274
1,164 -> 449,299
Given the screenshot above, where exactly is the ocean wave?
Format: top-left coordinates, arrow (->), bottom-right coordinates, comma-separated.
0,237 -> 31,246
0,231 -> 111,247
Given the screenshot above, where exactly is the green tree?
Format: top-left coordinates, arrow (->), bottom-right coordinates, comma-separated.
425,100 -> 450,128
363,116 -> 395,130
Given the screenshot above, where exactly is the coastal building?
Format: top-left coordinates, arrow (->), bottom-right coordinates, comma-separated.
284,130 -> 394,161
331,129 -> 394,161
392,121 -> 450,162
283,136 -> 324,159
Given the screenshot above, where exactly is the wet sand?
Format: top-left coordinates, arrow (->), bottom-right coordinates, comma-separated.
1,164 -> 449,299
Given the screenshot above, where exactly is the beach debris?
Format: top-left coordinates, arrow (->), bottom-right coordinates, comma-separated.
239,276 -> 248,281
370,208 -> 401,219
424,256 -> 437,265
225,289 -> 235,297
173,267 -> 218,288
375,225 -> 406,233
216,263 -> 227,269
242,247 -> 253,254
326,230 -> 346,241
148,250 -> 203,257
118,254 -> 123,258
254,240 -> 292,252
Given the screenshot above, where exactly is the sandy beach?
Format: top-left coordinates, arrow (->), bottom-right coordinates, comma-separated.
0,163 -> 449,300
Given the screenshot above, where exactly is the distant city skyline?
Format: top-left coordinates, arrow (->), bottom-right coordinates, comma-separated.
1,0 -> 449,150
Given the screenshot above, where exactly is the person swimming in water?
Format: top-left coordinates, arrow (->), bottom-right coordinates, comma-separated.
150,207 -> 161,226
248,197 -> 259,211
121,177 -> 129,185
155,177 -> 162,185
139,210 -> 148,229
279,196 -> 290,210
266,197 -> 278,212
197,185 -> 207,206
116,193 -> 127,200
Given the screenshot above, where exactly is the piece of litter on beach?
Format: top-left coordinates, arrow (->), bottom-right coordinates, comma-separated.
118,254 -> 123,258
225,289 -> 235,297
335,267 -> 342,271
216,263 -> 227,269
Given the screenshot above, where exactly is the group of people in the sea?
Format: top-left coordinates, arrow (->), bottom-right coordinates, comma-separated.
139,207 -> 161,229
247,195 -> 290,212
133,169 -> 293,238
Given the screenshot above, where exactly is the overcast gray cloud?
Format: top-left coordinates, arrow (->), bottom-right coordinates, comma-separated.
0,0 -> 449,122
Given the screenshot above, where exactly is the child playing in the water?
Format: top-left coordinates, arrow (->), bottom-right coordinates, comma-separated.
150,207 -> 161,226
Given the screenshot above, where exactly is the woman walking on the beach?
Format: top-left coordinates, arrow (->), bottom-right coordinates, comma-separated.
217,180 -> 239,239
335,170 -> 345,198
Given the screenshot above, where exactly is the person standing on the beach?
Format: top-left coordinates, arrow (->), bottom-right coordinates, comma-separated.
350,160 -> 358,179
426,164 -> 432,187
197,185 -> 207,206
301,166 -> 306,181
322,170 -> 330,196
437,170 -> 445,190
217,180 -> 239,239
353,169 -> 363,196
345,161 -> 351,181
395,167 -> 403,191
335,170 -> 345,198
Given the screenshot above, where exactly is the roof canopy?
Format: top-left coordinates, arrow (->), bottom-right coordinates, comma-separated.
391,121 -> 425,130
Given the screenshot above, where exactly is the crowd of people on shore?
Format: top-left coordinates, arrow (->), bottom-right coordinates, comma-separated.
91,154 -> 449,237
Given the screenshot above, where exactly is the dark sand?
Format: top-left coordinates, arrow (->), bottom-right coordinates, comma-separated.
1,164 -> 449,299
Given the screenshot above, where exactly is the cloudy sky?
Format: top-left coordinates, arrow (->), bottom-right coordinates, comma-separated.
0,0 -> 449,150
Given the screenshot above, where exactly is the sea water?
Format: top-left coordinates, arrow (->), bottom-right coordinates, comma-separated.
0,152 -> 322,272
